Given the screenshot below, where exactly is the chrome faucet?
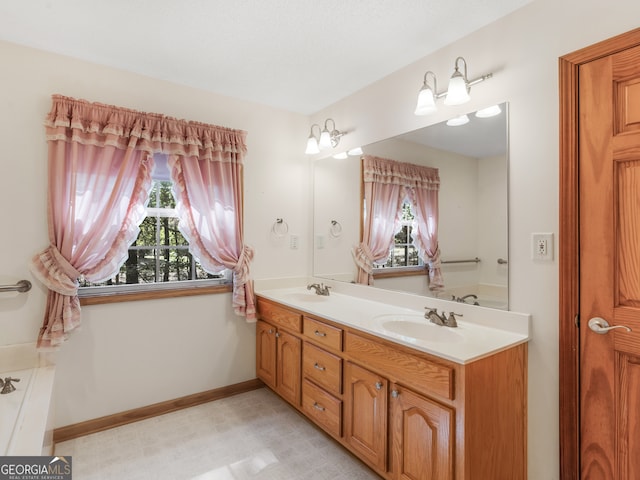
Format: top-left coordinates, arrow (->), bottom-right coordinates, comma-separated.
451,293 -> 479,306
307,283 -> 331,296
425,307 -> 462,328
0,377 -> 20,394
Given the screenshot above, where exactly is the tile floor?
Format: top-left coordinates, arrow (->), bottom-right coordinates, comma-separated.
55,388 -> 381,480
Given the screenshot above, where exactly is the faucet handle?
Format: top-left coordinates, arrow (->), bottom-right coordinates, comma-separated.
1,377 -> 20,394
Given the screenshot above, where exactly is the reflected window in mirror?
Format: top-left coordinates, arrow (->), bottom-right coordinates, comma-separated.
374,201 -> 424,270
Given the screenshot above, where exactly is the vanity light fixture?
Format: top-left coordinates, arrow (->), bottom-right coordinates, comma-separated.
414,56 -> 494,115
306,118 -> 345,154
414,71 -> 438,115
305,124 -> 322,154
332,152 -> 348,159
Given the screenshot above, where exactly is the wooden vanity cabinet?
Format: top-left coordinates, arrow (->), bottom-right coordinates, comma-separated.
255,299 -> 303,407
256,320 -> 301,406
256,296 -> 527,480
389,383 -> 454,480
344,361 -> 388,471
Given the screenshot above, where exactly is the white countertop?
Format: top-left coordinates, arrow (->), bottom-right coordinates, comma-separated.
255,280 -> 530,365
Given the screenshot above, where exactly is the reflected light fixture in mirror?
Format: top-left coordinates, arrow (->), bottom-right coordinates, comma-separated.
332,146 -> 363,160
446,114 -> 470,126
414,56 -> 494,116
476,104 -> 502,118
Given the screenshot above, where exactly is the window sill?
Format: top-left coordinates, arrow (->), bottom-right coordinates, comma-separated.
79,283 -> 233,306
372,266 -> 428,279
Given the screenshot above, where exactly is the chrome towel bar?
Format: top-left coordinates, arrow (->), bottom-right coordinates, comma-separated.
0,280 -> 32,293
441,257 -> 481,265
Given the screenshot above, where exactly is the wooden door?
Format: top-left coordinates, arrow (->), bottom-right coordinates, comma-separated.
344,361 -> 388,472
389,384 -> 453,480
579,44 -> 640,479
256,320 -> 277,389
276,330 -> 301,406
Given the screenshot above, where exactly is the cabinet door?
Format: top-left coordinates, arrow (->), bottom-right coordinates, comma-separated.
256,320 -> 277,389
344,362 -> 388,472
390,384 -> 454,480
276,330 -> 301,406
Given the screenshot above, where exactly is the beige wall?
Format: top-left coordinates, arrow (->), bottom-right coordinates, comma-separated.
308,1 -> 640,478
0,41 -> 311,426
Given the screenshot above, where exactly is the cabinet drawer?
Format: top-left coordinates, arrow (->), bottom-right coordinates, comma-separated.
303,342 -> 342,395
257,298 -> 302,332
303,317 -> 343,351
302,380 -> 342,438
345,332 -> 454,400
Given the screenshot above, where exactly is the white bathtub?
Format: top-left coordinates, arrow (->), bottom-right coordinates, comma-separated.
0,342 -> 56,456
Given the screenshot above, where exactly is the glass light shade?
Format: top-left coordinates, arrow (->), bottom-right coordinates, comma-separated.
414,87 -> 437,115
332,152 -> 348,159
446,114 -> 469,126
319,129 -> 332,150
444,75 -> 470,105
475,104 -> 502,118
348,147 -> 363,156
305,136 -> 320,154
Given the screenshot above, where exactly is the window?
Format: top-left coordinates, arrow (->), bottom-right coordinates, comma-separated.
80,178 -> 230,295
374,201 -> 423,270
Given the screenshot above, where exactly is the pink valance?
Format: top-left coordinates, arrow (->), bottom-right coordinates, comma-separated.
362,155 -> 439,191
45,95 -> 247,160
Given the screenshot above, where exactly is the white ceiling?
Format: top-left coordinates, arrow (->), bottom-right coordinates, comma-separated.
0,0 -> 531,115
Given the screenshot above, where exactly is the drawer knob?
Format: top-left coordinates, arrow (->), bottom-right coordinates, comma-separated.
375,381 -> 383,391
313,402 -> 325,411
391,390 -> 399,398
314,330 -> 327,337
314,363 -> 326,371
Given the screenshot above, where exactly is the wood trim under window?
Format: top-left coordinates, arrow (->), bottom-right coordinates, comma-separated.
80,283 -> 232,306
558,27 -> 640,480
372,266 -> 429,279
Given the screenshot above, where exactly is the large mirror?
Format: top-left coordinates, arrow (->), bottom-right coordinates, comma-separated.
313,103 -> 509,310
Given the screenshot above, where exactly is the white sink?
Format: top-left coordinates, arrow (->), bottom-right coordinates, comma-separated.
281,292 -> 329,303
374,314 -> 464,343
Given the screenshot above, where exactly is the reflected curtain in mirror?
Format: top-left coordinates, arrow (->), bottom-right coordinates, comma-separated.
353,155 -> 442,289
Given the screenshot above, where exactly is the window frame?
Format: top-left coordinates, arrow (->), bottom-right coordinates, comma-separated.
371,200 -> 426,278
78,177 -> 233,304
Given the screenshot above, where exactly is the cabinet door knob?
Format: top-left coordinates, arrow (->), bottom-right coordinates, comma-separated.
375,381 -> 383,391
391,390 -> 399,398
313,402 -> 325,411
314,330 -> 327,337
314,363 -> 326,371
275,332 -> 281,338
268,329 -> 274,334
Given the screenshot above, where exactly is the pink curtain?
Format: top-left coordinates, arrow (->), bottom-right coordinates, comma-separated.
406,167 -> 443,290
353,155 -> 442,289
168,125 -> 255,320
353,156 -> 406,285
30,95 -> 253,348
30,96 -> 154,348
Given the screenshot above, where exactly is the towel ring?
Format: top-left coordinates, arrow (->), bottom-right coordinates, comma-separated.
329,220 -> 343,238
272,218 -> 289,238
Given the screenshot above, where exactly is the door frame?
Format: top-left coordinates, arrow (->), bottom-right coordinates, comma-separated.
559,27 -> 640,480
